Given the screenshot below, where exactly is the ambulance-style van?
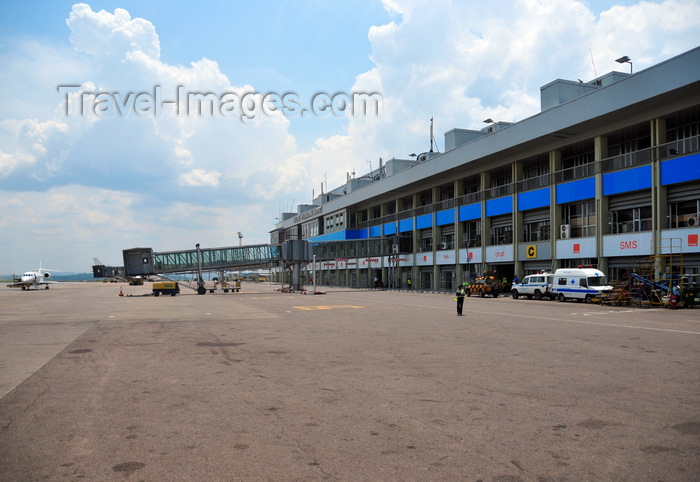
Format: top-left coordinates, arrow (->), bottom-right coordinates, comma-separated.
551,267 -> 613,303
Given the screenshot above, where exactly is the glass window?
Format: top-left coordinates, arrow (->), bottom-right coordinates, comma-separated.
564,201 -> 596,237
491,225 -> 513,245
610,206 -> 652,233
463,220 -> 481,247
668,200 -> 700,228
588,275 -> 608,286
524,220 -> 550,242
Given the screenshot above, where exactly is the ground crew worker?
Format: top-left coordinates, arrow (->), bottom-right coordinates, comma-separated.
455,283 -> 466,316
407,278 -> 412,289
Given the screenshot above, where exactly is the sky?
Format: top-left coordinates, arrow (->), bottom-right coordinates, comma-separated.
1,0 -> 699,273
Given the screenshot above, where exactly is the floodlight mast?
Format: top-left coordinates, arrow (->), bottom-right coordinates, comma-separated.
616,55 -> 633,74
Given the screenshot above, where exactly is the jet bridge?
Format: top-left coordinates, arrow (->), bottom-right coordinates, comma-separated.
112,240 -> 311,294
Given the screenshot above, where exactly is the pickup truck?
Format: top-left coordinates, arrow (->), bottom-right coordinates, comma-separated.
511,273 -> 554,300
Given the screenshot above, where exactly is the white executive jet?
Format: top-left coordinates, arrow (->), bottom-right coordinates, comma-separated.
8,262 -> 60,290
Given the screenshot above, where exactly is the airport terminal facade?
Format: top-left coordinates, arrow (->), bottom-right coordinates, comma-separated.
271,47 -> 700,291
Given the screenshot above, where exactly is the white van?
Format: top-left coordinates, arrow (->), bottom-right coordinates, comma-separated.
511,273 -> 554,300
551,267 -> 613,303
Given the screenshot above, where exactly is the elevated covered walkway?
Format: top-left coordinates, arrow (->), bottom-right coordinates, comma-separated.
94,240 -> 312,294
152,244 -> 282,274
122,244 -> 283,277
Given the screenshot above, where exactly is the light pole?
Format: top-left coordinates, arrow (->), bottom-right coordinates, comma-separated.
464,237 -> 470,283
409,151 -> 429,162
616,55 -> 633,74
237,232 -> 243,246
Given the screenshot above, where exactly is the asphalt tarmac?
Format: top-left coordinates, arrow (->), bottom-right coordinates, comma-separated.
0,282 -> 698,481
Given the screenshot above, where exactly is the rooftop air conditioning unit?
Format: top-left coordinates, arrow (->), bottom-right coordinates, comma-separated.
440,242 -> 448,250
688,216 -> 699,227
560,224 -> 571,239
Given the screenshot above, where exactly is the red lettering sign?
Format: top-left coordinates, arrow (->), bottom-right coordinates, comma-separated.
573,243 -> 581,254
620,240 -> 638,250
689,234 -> 699,247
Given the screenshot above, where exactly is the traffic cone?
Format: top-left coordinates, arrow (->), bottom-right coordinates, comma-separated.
119,287 -> 124,297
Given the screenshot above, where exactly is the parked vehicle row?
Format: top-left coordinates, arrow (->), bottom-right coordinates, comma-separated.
511,268 -> 613,303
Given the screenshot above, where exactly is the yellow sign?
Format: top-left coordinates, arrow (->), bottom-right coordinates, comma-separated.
526,245 -> 537,258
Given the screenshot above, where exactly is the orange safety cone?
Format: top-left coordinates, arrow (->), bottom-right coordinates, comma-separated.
119,287 -> 124,297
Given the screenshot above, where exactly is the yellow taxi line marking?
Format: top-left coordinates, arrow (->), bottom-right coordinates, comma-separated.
251,296 -> 296,299
294,305 -> 364,310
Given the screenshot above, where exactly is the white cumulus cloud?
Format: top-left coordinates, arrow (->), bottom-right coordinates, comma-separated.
1,0 -> 699,272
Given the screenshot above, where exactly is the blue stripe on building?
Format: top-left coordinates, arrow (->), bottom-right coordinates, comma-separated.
518,187 -> 550,211
436,209 -> 454,226
486,196 -> 513,217
459,203 -> 481,221
416,213 -> 432,229
398,218 -> 413,232
661,152 -> 700,185
556,177 -> 595,204
603,165 -> 652,196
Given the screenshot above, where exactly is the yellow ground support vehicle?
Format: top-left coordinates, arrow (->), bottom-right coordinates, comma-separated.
152,281 -> 180,297
220,279 -> 241,293
467,272 -> 503,298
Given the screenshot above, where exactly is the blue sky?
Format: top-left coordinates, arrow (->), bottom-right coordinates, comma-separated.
1,1 -> 699,273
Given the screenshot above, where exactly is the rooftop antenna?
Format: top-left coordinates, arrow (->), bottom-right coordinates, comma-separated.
429,117 -> 434,152
589,48 -> 598,79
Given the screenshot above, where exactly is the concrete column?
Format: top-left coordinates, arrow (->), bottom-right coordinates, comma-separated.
512,161 -> 523,277
549,150 -> 562,271
454,179 -> 464,199
430,186 -> 439,290
594,135 -> 609,274
480,171 -> 491,269
455,178 -> 464,284
651,117 -> 668,232
651,117 -> 668,277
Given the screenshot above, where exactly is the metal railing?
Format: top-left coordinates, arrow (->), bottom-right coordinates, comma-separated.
348,136 -> 699,238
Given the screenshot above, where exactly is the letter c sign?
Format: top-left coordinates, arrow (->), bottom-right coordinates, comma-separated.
526,245 -> 537,258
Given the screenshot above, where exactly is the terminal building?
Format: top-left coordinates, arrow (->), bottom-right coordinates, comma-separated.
270,47 -> 700,291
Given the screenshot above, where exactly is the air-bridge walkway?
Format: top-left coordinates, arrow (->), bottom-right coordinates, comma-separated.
99,240 -> 313,293
152,244 -> 283,274
120,244 -> 285,278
